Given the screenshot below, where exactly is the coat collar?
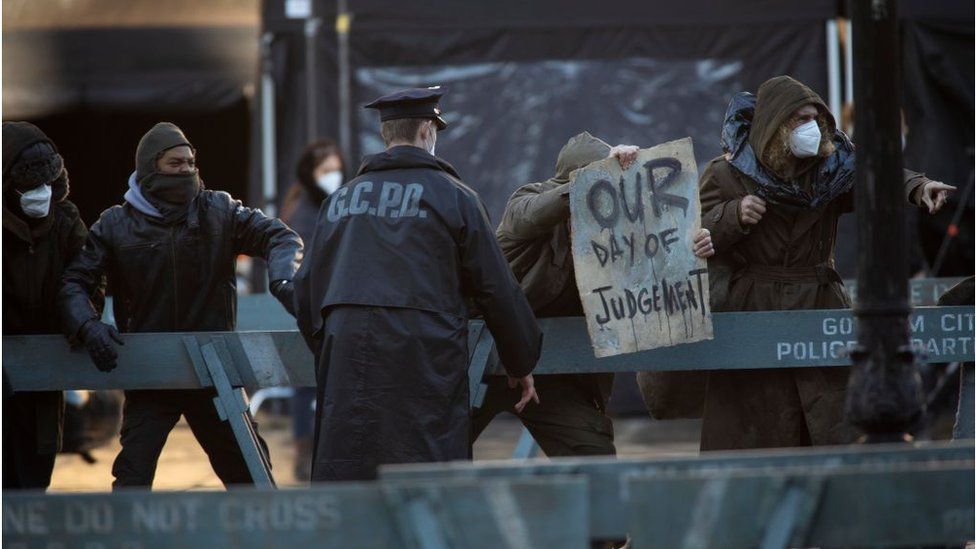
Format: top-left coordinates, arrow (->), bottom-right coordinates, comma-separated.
357,145 -> 462,180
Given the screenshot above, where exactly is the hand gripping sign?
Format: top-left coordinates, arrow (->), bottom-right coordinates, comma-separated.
570,137 -> 713,358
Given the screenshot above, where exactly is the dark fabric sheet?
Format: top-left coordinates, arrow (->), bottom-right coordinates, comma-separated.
263,0 -> 831,224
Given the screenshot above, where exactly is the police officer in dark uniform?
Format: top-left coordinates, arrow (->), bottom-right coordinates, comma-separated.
294,87 -> 542,481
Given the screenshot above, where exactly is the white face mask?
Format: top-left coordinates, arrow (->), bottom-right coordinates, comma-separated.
19,184 -> 52,218
315,171 -> 343,195
789,119 -> 822,158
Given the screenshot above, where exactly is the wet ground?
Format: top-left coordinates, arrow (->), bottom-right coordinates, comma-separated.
49,414 -> 700,492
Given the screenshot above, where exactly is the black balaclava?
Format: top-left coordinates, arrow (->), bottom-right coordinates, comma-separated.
135,122 -> 201,222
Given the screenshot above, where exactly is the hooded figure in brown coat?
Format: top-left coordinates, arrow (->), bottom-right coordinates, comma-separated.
699,76 -> 955,450
487,132 -> 713,456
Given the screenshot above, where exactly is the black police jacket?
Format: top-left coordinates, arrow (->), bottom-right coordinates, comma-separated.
294,145 -> 541,378
59,190 -> 302,335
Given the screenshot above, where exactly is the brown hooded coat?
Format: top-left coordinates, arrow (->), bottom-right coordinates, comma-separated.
496,131 -> 615,407
698,76 -> 929,449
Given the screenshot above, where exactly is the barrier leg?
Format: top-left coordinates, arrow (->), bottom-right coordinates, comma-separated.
758,479 -> 824,549
512,427 -> 542,459
467,322 -> 491,408
383,486 -> 453,549
954,362 -> 975,439
184,336 -> 276,488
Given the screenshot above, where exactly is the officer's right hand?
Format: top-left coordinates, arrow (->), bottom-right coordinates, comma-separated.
738,195 -> 767,226
79,320 -> 124,372
508,374 -> 540,413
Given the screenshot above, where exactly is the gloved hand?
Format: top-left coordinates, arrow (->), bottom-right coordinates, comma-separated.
271,279 -> 297,318
79,320 -> 124,372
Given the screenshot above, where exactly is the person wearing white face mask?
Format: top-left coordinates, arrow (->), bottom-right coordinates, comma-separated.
695,76 -> 956,452
278,138 -> 346,481
3,121 -> 103,490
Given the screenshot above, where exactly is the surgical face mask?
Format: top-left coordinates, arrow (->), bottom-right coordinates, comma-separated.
316,171 -> 343,195
789,119 -> 822,158
18,183 -> 52,218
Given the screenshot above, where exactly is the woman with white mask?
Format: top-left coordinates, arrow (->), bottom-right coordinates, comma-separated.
278,138 -> 346,481
695,76 -> 955,452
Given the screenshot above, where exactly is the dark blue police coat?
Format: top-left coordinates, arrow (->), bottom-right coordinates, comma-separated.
294,145 -> 541,481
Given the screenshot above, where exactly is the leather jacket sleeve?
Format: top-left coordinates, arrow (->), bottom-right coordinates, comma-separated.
458,192 -> 542,378
229,198 -> 303,285
496,183 -> 570,242
59,215 -> 112,339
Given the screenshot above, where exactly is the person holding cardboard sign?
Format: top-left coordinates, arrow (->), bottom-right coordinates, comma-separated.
698,75 -> 955,451
484,132 -> 713,457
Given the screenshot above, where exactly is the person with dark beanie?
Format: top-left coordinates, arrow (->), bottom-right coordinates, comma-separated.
3,121 -> 103,489
59,122 -> 303,489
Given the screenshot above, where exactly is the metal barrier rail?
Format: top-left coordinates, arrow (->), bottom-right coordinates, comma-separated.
381,441 -> 975,542
842,276 -> 965,306
5,307 -> 972,392
4,305 -> 972,489
1,477 -> 589,548
3,442 -> 972,548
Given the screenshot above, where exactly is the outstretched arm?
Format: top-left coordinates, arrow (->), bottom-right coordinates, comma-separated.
231,197 -> 303,315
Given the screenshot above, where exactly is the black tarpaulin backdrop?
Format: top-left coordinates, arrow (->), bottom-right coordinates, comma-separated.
262,0 -> 834,226
901,19 -> 974,276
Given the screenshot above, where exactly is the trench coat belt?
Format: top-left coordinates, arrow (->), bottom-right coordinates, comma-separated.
740,262 -> 843,285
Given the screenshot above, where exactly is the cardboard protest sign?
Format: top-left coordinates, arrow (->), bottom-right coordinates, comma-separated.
570,137 -> 712,358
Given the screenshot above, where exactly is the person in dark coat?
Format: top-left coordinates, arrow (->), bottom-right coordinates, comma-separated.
59,122 -> 303,489
294,87 -> 543,481
280,138 -> 345,481
699,76 -> 955,450
489,131 -> 714,455
2,122 -> 102,490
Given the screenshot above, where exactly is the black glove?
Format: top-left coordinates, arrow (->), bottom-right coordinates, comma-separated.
271,279 -> 297,318
79,320 -> 124,372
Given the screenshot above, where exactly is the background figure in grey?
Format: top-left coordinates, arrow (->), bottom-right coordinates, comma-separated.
294,87 -> 542,481
280,139 -> 346,481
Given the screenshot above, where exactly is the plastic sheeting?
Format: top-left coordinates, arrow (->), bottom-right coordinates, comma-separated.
720,91 -> 856,209
355,58 -> 748,224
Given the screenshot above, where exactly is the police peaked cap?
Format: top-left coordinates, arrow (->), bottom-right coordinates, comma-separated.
364,86 -> 448,130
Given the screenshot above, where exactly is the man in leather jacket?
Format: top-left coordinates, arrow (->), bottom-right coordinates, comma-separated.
59,122 -> 302,488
